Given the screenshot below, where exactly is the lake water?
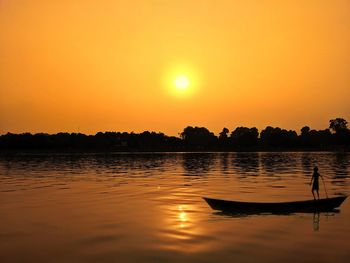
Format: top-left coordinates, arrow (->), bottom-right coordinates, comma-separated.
0,152 -> 349,263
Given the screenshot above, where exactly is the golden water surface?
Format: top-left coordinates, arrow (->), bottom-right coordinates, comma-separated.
0,152 -> 349,263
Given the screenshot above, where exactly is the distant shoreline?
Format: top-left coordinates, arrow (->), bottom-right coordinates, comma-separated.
1,119 -> 349,153
1,148 -> 349,155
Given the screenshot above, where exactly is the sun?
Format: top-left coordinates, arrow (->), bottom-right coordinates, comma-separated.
164,67 -> 197,98
174,75 -> 190,90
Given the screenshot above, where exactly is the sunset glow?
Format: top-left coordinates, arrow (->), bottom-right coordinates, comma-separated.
174,76 -> 190,91
1,1 -> 349,135
1,2 -> 350,262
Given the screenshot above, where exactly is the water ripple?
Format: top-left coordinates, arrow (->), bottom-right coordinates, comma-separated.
0,152 -> 349,263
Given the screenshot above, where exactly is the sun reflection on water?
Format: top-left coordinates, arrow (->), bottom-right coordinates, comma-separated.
178,205 -> 187,228
157,200 -> 214,253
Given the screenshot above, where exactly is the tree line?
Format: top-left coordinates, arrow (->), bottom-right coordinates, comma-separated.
0,118 -> 349,152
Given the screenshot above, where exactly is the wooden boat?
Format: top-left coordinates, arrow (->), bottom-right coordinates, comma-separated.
203,195 -> 347,214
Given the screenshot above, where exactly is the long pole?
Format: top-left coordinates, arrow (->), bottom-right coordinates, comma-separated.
321,177 -> 328,199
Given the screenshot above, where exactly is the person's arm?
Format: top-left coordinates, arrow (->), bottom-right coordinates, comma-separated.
310,174 -> 314,185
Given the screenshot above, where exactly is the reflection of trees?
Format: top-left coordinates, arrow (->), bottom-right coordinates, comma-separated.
260,153 -> 298,176
182,153 -> 215,175
301,153 -> 314,177
219,152 -> 230,173
94,153 -> 168,173
0,153 -> 171,179
231,152 -> 259,176
330,153 -> 349,186
0,154 -> 88,175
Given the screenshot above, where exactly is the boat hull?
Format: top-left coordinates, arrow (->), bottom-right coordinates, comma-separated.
203,196 -> 347,214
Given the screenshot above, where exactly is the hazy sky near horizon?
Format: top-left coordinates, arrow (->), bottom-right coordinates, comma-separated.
1,0 -> 349,135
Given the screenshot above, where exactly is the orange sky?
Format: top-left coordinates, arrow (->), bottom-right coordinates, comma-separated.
1,0 -> 349,136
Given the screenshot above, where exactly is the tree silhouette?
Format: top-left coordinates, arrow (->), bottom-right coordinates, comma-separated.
260,126 -> 297,148
329,118 -> 348,133
301,126 -> 310,135
230,127 -> 259,148
0,118 -> 349,151
218,127 -> 229,148
329,118 -> 350,145
180,126 -> 217,149
219,128 -> 229,141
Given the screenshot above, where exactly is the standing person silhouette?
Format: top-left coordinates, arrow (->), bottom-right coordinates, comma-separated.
310,166 -> 322,200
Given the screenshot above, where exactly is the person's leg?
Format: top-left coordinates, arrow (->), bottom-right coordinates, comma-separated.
316,189 -> 320,199
312,189 -> 316,200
